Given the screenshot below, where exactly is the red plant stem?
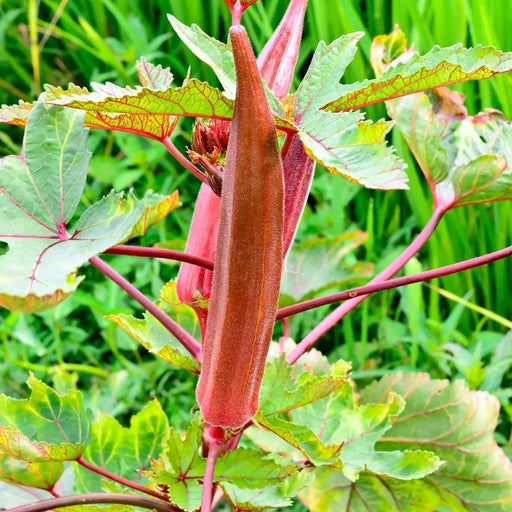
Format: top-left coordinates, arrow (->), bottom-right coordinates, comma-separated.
88,256 -> 202,361
76,456 -> 169,502
280,131 -> 294,160
287,208 -> 445,364
104,245 -> 214,270
4,493 -> 178,512
162,136 -> 208,184
200,440 -> 224,512
277,244 -> 512,320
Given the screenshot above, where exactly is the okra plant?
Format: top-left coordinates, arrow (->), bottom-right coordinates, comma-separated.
1,0 -> 512,510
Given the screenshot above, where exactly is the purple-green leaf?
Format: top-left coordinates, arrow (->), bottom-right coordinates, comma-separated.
0,374 -> 91,462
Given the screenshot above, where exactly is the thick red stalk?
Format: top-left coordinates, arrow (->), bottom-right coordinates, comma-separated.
5,493 -> 178,512
196,25 -> 284,429
287,208 -> 445,364
277,244 -> 512,319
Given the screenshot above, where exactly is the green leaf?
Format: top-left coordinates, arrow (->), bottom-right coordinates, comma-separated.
300,466 -> 443,512
291,34 -> 408,190
324,27 -> 512,112
258,356 -> 350,416
137,57 -> 174,90
297,111 -> 407,190
74,399 -> 169,493
45,80 -> 234,140
0,452 -> 63,490
384,88 -> 512,209
280,231 -> 374,305
167,14 -> 235,97
0,374 -> 91,462
149,415 -> 303,511
124,190 -> 180,241
0,102 -> 165,313
362,373 -> 512,511
255,363 -> 441,482
107,281 -> 201,373
294,33 -> 363,116
222,470 -> 314,510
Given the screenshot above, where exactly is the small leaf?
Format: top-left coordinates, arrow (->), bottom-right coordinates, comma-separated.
137,57 -> 174,90
0,374 -> 91,462
258,356 -> 350,416
124,190 -> 180,240
362,373 -> 512,511
168,14 -> 235,97
107,281 -> 201,373
325,26 -> 512,112
280,231 -> 374,305
74,399 -> 168,493
0,452 -> 63,490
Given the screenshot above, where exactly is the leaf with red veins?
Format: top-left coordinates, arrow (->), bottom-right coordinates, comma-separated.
0,101 -> 175,313
387,88 -> 512,210
44,80 -> 234,140
325,25 -> 512,113
0,374 -> 91,462
137,57 -> 174,90
361,373 -> 512,510
0,452 -> 64,490
0,100 -> 32,126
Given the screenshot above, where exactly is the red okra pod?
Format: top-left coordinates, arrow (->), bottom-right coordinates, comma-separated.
196,25 -> 285,429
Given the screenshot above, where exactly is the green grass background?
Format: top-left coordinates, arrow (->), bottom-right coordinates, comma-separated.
0,0 -> 511,452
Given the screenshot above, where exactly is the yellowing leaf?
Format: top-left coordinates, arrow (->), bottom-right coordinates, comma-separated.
0,375 -> 91,462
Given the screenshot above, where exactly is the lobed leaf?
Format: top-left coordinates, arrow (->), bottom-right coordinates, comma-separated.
361,373 -> 512,511
107,281 -> 201,373
293,34 -> 408,190
0,102 -> 173,313
44,80 -> 234,140
74,400 -> 168,493
324,27 -> 512,112
0,452 -> 63,490
0,374 -> 91,462
385,89 -> 512,209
